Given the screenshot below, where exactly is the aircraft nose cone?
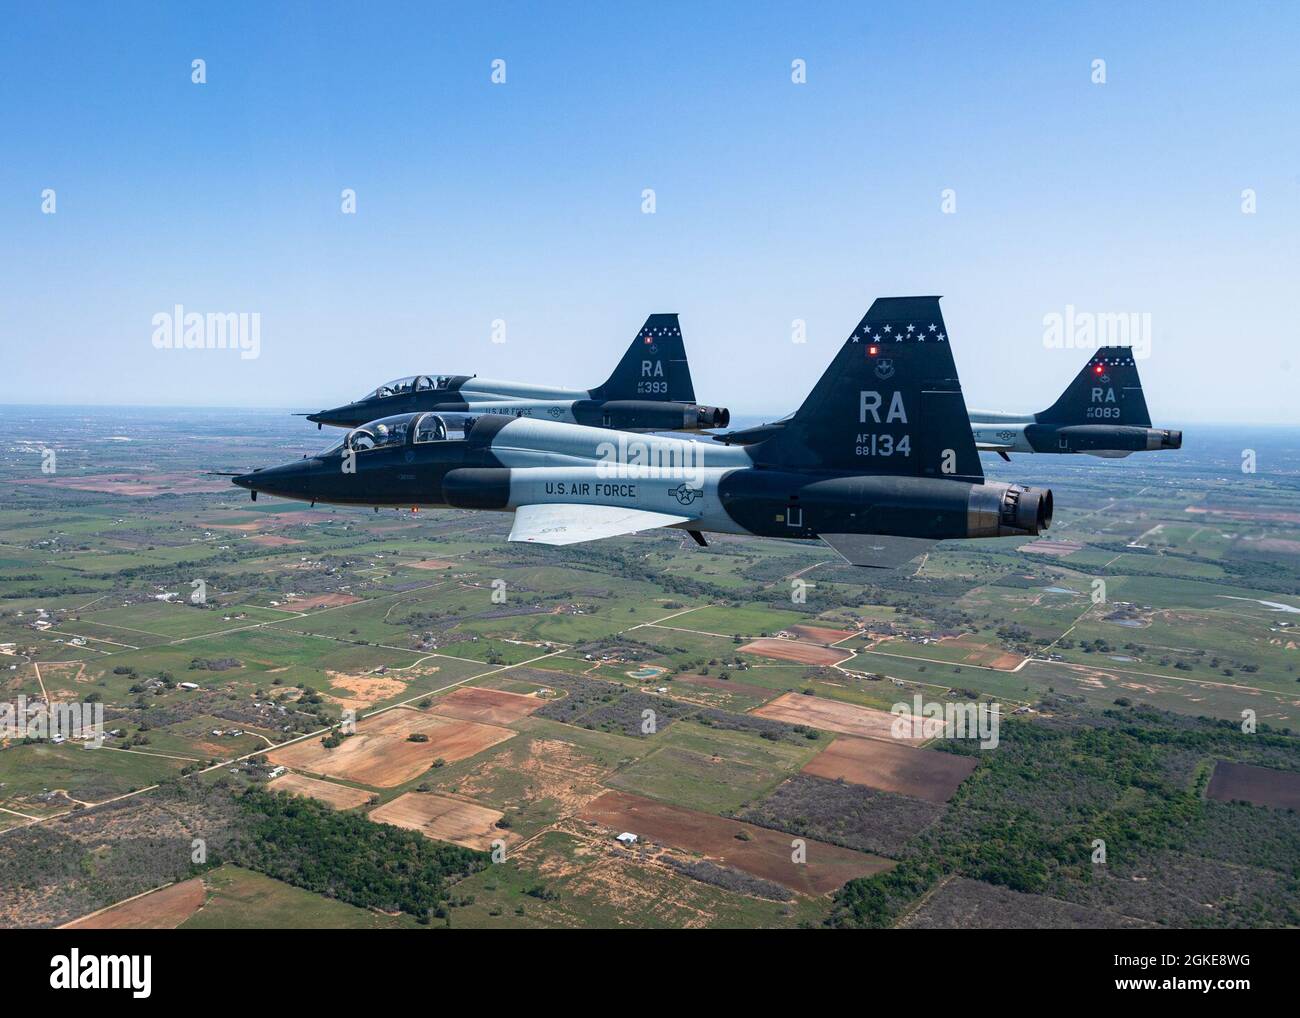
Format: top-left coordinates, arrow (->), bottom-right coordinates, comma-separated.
308,406 -> 357,428
233,460 -> 317,500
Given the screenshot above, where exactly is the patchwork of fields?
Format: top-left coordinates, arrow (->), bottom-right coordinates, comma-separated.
1,410 -> 1299,929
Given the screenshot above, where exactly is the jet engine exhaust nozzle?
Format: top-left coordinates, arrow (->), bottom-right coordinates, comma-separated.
1151,428 -> 1182,450
967,483 -> 1053,538
695,405 -> 730,429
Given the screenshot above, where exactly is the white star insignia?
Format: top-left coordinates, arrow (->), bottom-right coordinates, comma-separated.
938,332 -> 946,341
906,324 -> 915,333
883,324 -> 892,333
928,323 -> 937,332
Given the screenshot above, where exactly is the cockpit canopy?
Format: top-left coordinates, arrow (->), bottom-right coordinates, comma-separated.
317,412 -> 465,457
363,375 -> 457,400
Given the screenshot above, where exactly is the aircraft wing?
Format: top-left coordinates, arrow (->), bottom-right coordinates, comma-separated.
974,438 -> 1016,461
508,503 -> 693,546
819,533 -> 936,569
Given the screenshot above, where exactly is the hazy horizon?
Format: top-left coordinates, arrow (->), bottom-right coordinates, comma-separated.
0,401 -> 1294,433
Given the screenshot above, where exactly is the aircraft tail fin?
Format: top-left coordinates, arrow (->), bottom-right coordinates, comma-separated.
749,296 -> 983,482
1037,347 -> 1151,427
591,314 -> 695,402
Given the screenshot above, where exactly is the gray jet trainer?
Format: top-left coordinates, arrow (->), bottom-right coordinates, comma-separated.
718,345 -> 1181,460
301,313 -> 729,434
967,347 -> 1182,459
236,297 -> 1053,569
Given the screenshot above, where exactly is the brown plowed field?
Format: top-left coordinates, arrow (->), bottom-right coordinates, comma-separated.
802,737 -> 978,802
937,636 -> 1024,670
1206,761 -> 1300,811
739,638 -> 849,665
267,772 -> 373,809
430,686 -> 542,725
370,793 -> 508,850
752,691 -> 943,742
787,624 -> 856,645
61,878 -> 205,929
579,789 -> 891,895
267,708 -> 514,787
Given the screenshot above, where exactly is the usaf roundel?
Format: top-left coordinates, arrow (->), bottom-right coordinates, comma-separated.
669,483 -> 704,505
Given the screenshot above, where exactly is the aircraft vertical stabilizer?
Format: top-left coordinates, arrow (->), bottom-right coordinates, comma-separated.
750,296 -> 983,482
590,313 -> 696,402
1037,346 -> 1151,427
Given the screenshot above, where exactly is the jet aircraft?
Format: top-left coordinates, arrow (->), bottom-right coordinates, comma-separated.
967,347 -> 1182,458
234,297 -> 1052,568
716,345 -> 1181,460
301,313 -> 729,433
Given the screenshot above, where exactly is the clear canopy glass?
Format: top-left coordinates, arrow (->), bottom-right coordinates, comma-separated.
316,412 -> 460,456
413,413 -> 448,443
362,375 -> 456,400
365,377 -> 417,400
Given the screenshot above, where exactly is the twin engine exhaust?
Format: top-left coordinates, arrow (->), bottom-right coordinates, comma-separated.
968,482 -> 1054,538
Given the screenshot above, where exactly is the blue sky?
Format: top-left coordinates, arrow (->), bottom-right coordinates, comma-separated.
1,1 -> 1296,422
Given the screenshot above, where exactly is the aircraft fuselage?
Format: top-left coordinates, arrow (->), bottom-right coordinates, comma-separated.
234,415 -> 1051,554
307,378 -> 728,432
968,411 -> 1182,457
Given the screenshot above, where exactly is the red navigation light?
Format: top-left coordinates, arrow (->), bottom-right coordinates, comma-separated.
1093,363 -> 1105,374
868,344 -> 880,356
643,335 -> 653,344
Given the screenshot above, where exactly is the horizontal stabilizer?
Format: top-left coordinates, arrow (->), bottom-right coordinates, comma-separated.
820,533 -> 936,569
508,503 -> 692,546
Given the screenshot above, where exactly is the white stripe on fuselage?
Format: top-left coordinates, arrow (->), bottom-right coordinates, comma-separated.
462,399 -> 580,423
458,378 -> 591,402
488,418 -> 755,535
489,417 -> 753,469
968,412 -> 1035,453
